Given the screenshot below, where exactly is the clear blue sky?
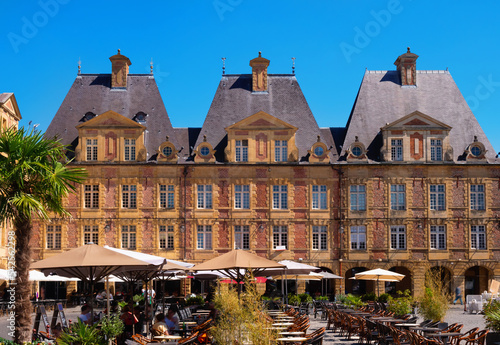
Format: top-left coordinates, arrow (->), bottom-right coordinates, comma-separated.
2,1 -> 500,153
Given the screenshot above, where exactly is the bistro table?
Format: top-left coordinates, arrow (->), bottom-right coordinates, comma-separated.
395,323 -> 421,329
273,323 -> 295,327
153,335 -> 182,341
279,332 -> 305,337
277,337 -> 308,344
428,332 -> 463,345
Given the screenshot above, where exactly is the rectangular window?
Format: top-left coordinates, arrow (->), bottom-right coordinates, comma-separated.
430,225 -> 446,250
391,139 -> 403,161
312,185 -> 327,210
350,226 -> 366,250
84,225 -> 99,245
197,225 -> 212,250
86,139 -> 98,161
234,225 -> 250,250
235,140 -> 248,162
470,185 -> 485,210
430,184 -> 446,211
159,185 -> 175,208
234,185 -> 250,209
275,140 -> 288,162
273,226 -> 288,249
121,225 -> 136,249
430,139 -> 442,161
471,225 -> 486,250
390,226 -> 406,250
124,139 -> 136,161
272,185 -> 288,209
47,225 -> 61,249
312,226 -> 327,250
350,185 -> 366,211
159,225 -> 174,249
390,184 -> 405,210
197,185 -> 213,209
122,185 -> 137,209
84,185 -> 99,209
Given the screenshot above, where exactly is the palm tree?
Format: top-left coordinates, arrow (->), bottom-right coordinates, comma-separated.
0,127 -> 86,344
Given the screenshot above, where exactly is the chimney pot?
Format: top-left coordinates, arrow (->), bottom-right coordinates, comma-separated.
109,50 -> 132,88
249,52 -> 270,92
394,48 -> 419,86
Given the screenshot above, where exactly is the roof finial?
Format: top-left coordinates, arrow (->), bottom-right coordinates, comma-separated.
78,57 -> 81,75
474,135 -> 478,142
292,57 -> 296,74
258,51 -> 262,57
150,58 -> 154,75
407,47 -> 411,53
203,135 -> 207,142
221,57 -> 226,75
317,135 -> 321,142
166,135 -> 169,142
355,136 -> 359,142
118,49 -> 121,55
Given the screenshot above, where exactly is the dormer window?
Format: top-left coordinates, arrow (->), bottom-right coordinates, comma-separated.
235,140 -> 248,162
351,146 -> 362,157
83,112 -> 96,122
133,112 -> 147,123
391,139 -> 403,161
470,146 -> 481,157
200,147 -> 210,156
124,139 -> 136,161
275,140 -> 288,162
162,146 -> 173,157
465,136 -> 486,162
314,146 -> 324,157
430,139 -> 442,161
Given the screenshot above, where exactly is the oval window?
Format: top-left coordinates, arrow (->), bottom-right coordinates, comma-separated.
314,146 -> 324,157
200,147 -> 210,156
162,146 -> 173,157
352,146 -> 362,157
471,146 -> 481,157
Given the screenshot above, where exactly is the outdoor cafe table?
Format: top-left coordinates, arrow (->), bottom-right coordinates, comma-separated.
410,327 -> 442,336
153,335 -> 182,342
395,323 -> 421,329
279,332 -> 305,337
277,337 -> 308,344
427,332 -> 463,345
273,323 -> 294,327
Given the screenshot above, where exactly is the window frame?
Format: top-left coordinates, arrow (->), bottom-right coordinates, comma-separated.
197,185 -> 213,209
312,185 -> 327,210
430,139 -> 443,161
159,184 -> 175,209
390,225 -> 406,250
272,185 -> 288,210
430,184 -> 446,211
274,140 -> 288,162
122,185 -> 137,209
273,225 -> 288,249
391,138 -> 403,161
234,225 -> 250,250
197,225 -> 212,250
390,184 -> 406,210
234,185 -> 250,209
350,185 -> 366,211
46,225 -> 62,249
471,225 -> 486,250
235,140 -> 248,162
159,225 -> 175,250
312,225 -> 328,250
470,184 -> 485,211
430,225 -> 446,250
350,225 -> 366,250
124,138 -> 136,161
121,225 -> 137,250
84,184 -> 99,209
86,138 -> 98,161
84,225 -> 99,245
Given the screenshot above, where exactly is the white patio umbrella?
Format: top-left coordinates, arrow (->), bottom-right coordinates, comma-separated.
354,268 -> 405,296
317,271 -> 343,296
29,270 -> 80,282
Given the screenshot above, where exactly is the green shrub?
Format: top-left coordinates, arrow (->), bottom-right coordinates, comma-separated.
345,294 -> 366,309
186,295 -> 205,306
387,290 -> 413,317
58,319 -> 104,345
288,294 -> 301,305
99,314 -> 124,341
335,294 -> 349,304
484,299 -> 500,332
377,293 -> 390,303
298,293 -> 313,303
361,292 -> 377,302
417,269 -> 450,322
315,296 -> 329,301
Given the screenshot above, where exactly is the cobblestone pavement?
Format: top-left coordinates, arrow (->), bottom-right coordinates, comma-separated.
0,304 -> 487,343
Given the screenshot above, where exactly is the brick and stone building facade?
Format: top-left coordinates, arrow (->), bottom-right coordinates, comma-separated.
37,49 -> 499,298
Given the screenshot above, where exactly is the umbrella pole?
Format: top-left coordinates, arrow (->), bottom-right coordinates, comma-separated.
106,276 -> 110,319
377,277 -> 379,297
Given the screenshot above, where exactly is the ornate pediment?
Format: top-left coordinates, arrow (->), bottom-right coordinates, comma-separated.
76,110 -> 146,130
381,111 -> 451,131
226,111 -> 298,132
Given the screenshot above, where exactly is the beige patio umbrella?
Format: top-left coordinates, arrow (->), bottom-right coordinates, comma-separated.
190,250 -> 285,297
354,268 -> 405,296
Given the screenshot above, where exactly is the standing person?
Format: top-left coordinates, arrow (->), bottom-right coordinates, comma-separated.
453,285 -> 463,305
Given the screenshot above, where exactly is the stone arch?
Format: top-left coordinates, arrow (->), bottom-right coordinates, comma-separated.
426,265 -> 453,296
345,266 -> 371,296
385,266 -> 412,295
464,265 -> 490,296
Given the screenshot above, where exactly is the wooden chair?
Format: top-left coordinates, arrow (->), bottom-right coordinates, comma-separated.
450,327 -> 479,345
465,329 -> 489,345
178,331 -> 199,345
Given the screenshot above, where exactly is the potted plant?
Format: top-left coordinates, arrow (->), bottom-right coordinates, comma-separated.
58,319 -> 104,345
417,269 -> 450,325
387,290 -> 414,317
99,315 -> 124,345
483,299 -> 500,345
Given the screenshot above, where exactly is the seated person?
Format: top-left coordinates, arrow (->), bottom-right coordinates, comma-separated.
165,308 -> 179,331
78,305 -> 92,325
152,313 -> 169,336
120,306 -> 138,337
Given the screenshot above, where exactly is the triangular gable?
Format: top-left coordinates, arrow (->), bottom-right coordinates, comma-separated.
381,110 -> 452,130
0,93 -> 22,121
225,111 -> 298,131
76,110 -> 146,129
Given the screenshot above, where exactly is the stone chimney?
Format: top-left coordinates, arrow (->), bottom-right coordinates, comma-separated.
249,52 -> 270,92
394,47 -> 419,86
109,49 -> 132,88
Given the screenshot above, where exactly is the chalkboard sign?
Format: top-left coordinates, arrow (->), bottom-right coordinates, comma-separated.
57,303 -> 69,329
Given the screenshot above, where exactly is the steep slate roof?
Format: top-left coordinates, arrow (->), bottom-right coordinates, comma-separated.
195,74 -> 335,162
45,74 -> 178,160
0,93 -> 13,104
343,70 -> 496,162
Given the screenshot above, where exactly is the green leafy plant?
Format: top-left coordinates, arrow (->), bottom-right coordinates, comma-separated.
133,294 -> 145,305
58,319 -> 104,345
484,299 -> 500,332
417,268 -> 450,321
287,294 -> 301,305
186,295 -> 205,306
377,293 -> 390,303
99,315 -> 124,341
345,294 -> 366,309
298,293 -> 313,303
361,292 -> 377,302
315,295 -> 329,301
118,301 -> 128,309
387,290 -> 414,317
335,294 -> 349,304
